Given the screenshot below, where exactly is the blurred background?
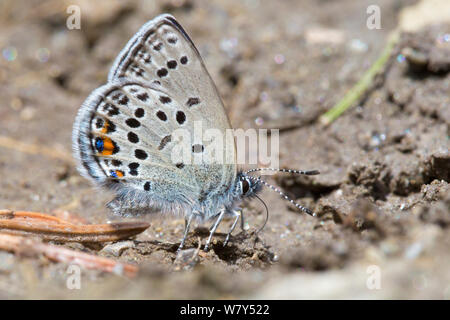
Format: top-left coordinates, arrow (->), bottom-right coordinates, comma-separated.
0,0 -> 449,299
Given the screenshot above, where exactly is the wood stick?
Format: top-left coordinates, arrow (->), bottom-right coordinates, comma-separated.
0,233 -> 138,277
0,210 -> 150,242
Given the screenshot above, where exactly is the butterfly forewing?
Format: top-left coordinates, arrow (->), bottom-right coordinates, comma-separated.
109,15 -> 231,132
108,14 -> 237,201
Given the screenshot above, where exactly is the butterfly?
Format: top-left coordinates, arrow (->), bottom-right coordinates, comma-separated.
72,14 -> 319,251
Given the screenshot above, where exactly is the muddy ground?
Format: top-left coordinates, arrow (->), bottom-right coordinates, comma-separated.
0,0 -> 449,299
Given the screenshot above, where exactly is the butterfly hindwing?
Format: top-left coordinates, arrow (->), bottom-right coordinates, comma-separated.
73,79 -> 201,204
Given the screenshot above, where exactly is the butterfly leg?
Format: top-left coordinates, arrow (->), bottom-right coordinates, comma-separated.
178,214 -> 194,251
238,208 -> 248,232
223,209 -> 241,247
204,209 -> 226,251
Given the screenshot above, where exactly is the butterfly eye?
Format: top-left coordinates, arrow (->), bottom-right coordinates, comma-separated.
242,179 -> 250,195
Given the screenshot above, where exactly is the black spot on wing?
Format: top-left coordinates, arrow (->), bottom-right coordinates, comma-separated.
156,110 -> 167,121
159,96 -> 172,104
153,42 -> 162,51
126,118 -> 141,128
135,149 -> 148,160
186,97 -> 200,107
105,121 -> 116,133
95,118 -> 104,129
134,108 -> 145,118
111,160 -> 122,166
102,103 -> 120,116
129,162 -> 139,176
129,162 -> 139,170
117,95 -> 129,106
168,37 -> 178,44
157,68 -> 168,78
158,135 -> 172,151
176,111 -> 186,124
167,60 -> 177,69
128,132 -> 139,143
136,92 -> 149,101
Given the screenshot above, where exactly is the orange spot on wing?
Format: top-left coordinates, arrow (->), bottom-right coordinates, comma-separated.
101,137 -> 114,156
115,170 -> 124,178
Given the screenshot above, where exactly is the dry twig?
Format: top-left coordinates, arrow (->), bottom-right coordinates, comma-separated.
0,209 -> 150,242
0,233 -> 138,277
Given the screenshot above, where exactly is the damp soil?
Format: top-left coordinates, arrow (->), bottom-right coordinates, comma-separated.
0,0 -> 449,299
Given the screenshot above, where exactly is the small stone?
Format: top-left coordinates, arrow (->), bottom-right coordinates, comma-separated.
349,39 -> 368,53
305,27 -> 345,45
20,107 -> 36,121
404,242 -> 423,260
174,248 -> 199,270
100,241 -> 135,257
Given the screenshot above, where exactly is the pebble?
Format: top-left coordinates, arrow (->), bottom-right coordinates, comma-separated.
100,241 -> 135,257
20,107 -> 36,121
404,242 -> 423,260
305,27 -> 345,45
349,39 -> 368,53
174,248 -> 199,270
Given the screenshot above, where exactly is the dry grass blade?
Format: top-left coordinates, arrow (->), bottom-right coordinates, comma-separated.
318,30 -> 400,126
0,233 -> 138,277
0,209 -> 150,242
0,209 -> 76,225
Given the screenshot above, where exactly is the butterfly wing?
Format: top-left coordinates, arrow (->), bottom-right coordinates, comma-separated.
73,15 -> 238,217
109,14 -> 232,139
73,79 -> 209,214
107,14 -> 237,215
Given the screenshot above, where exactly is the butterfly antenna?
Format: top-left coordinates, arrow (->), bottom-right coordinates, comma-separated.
247,175 -> 316,216
246,168 -> 320,175
254,194 -> 269,236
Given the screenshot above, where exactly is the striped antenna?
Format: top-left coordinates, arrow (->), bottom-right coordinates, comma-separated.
245,168 -> 320,175
246,175 -> 316,216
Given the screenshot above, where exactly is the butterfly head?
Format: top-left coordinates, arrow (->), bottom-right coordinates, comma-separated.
237,172 -> 262,199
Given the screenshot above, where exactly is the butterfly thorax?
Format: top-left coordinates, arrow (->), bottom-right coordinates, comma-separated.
196,170 -> 262,221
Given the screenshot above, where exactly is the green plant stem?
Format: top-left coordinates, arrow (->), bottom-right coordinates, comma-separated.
319,29 -> 400,126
